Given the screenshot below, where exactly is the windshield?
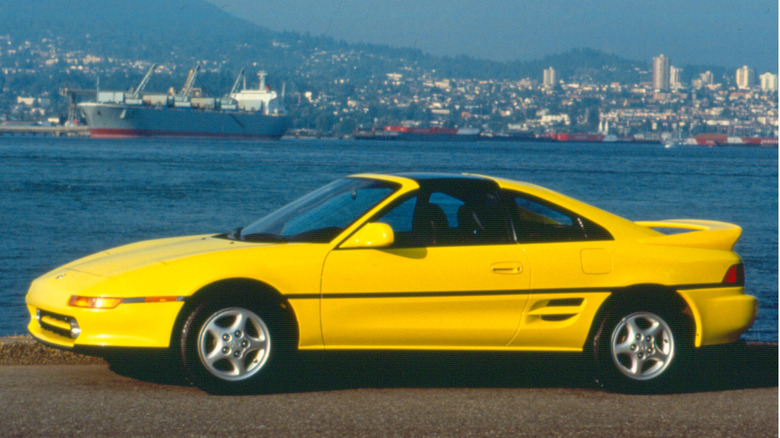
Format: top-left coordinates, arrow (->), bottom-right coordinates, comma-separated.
236,177 -> 399,243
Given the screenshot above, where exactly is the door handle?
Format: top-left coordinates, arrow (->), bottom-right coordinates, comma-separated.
491,262 -> 523,274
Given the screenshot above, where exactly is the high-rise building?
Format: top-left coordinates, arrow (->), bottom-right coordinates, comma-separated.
670,66 -> 683,89
736,65 -> 755,90
652,54 -> 670,91
700,71 -> 714,86
760,72 -> 778,92
543,67 -> 557,87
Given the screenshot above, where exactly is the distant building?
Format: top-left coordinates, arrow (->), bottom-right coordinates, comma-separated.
670,66 -> 683,89
652,54 -> 670,91
517,78 -> 536,88
700,71 -> 714,86
434,79 -> 451,90
16,96 -> 51,107
385,73 -> 403,85
760,72 -> 778,92
736,65 -> 755,90
543,67 -> 557,88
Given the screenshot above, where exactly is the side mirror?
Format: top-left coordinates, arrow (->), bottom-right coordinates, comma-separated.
340,222 -> 395,249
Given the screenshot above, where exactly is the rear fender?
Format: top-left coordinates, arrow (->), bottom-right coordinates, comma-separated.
585,285 -> 695,356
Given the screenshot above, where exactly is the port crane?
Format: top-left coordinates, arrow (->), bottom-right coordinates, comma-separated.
180,64 -> 201,99
130,64 -> 157,99
227,68 -> 246,99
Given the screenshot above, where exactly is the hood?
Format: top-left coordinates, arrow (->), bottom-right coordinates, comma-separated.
60,235 -> 264,277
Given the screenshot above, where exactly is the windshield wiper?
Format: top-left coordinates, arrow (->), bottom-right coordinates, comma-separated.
241,232 -> 288,242
229,227 -> 244,240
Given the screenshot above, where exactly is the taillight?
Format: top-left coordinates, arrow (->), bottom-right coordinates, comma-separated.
722,264 -> 745,286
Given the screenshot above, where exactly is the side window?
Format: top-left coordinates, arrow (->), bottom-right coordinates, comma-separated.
375,190 -> 511,247
511,194 -> 611,242
428,192 -> 464,228
376,195 -> 436,247
452,191 -> 511,244
378,196 -> 416,233
514,197 -> 574,228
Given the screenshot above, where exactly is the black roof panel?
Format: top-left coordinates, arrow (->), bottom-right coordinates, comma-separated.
392,173 -> 499,193
393,172 -> 491,182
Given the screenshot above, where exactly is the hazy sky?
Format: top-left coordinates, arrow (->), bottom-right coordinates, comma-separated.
207,0 -> 778,72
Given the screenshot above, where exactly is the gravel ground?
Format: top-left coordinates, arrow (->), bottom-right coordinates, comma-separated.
0,336 -> 105,365
0,363 -> 776,437
1,336 -> 776,436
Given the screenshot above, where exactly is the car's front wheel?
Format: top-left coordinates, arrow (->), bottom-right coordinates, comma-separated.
594,305 -> 689,393
180,299 -> 287,394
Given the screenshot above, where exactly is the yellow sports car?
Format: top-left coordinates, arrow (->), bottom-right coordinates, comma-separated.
26,173 -> 757,393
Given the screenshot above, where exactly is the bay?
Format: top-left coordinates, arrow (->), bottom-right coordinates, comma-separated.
1,136 -> 776,342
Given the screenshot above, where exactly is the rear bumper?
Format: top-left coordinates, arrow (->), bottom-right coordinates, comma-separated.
677,286 -> 758,347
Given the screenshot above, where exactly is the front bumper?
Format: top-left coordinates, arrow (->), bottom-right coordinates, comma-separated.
26,266 -> 187,349
26,301 -> 184,349
677,286 -> 758,347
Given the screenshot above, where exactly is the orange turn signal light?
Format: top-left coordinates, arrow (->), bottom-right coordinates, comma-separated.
68,296 -> 123,309
144,296 -> 178,303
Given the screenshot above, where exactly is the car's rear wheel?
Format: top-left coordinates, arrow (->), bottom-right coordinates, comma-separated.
180,299 -> 288,394
594,304 -> 689,393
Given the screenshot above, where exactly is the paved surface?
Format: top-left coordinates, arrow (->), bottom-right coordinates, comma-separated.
0,345 -> 776,437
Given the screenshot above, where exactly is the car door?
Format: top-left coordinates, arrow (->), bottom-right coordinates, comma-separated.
503,192 -> 616,351
320,183 -> 531,349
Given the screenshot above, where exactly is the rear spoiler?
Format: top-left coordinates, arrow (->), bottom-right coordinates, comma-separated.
635,219 -> 742,251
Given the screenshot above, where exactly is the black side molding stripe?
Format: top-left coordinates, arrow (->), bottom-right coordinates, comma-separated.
312,290 -> 528,300
284,282 -> 733,300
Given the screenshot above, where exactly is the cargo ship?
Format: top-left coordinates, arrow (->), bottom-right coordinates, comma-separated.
545,133 -> 661,144
693,133 -> 778,147
365,126 -> 481,141
79,65 -> 290,139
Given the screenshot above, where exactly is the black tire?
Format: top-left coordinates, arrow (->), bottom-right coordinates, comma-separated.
180,298 -> 290,394
593,303 -> 690,393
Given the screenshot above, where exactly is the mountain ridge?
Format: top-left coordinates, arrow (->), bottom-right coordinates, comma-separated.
0,0 -> 678,82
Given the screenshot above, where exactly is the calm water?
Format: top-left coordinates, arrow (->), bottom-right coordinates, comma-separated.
1,136 -> 776,342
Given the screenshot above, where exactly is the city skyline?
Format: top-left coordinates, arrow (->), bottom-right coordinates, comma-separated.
1,1 -> 775,140
208,0 -> 778,72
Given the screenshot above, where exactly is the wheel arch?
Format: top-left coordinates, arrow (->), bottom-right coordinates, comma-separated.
170,278 -> 300,350
585,284 -> 695,355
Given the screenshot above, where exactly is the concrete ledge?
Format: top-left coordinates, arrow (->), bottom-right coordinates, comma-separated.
0,336 -> 105,365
